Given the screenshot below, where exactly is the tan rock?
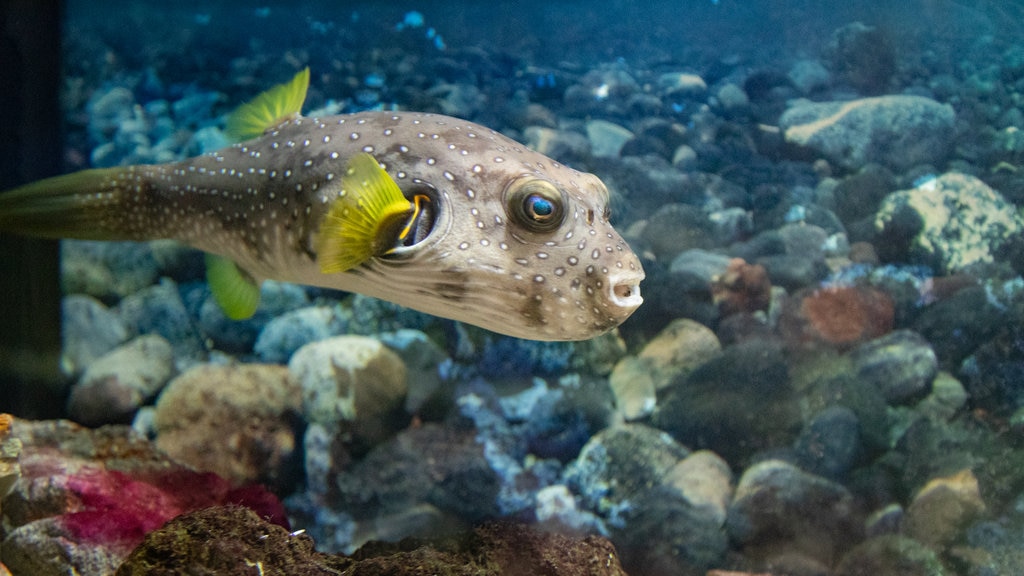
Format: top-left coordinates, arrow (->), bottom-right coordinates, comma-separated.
289,335 -> 408,446
609,319 -> 720,420
903,468 -> 985,548
154,363 -> 300,488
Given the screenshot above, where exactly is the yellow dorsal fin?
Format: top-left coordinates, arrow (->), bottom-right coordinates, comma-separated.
225,67 -> 310,141
317,153 -> 412,274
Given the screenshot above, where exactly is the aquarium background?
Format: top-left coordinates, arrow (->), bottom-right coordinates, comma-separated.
3,0 -> 1024,574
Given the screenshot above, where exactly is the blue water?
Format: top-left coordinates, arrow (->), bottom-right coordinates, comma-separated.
12,0 -> 1024,573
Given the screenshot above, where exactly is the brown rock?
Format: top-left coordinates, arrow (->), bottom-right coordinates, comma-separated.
902,468 -> 985,549
153,364 -> 302,490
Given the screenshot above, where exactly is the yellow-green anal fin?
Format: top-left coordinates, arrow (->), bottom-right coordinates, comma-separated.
317,153 -> 412,274
225,67 -> 310,141
205,254 -> 261,320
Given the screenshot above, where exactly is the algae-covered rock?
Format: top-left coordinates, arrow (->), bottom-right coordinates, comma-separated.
834,535 -> 944,576
115,506 -> 347,576
652,339 -> 798,464
874,172 -> 1023,274
780,95 -> 954,170
727,459 -> 858,567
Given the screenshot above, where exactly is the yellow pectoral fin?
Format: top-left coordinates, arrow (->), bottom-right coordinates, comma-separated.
225,67 -> 310,141
317,153 -> 412,274
205,254 -> 261,320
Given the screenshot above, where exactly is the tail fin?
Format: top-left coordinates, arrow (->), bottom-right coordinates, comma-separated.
0,167 -> 138,240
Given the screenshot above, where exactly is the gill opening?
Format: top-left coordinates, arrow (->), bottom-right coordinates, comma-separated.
391,193 -> 435,251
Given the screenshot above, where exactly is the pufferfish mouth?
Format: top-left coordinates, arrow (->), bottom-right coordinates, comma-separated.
608,270 -> 645,312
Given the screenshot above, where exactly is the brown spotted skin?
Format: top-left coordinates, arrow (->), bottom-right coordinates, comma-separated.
15,112 -> 645,341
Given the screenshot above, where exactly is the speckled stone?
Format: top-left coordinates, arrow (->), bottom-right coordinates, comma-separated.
153,363 -> 302,490
564,425 -> 727,576
874,172 -> 1023,274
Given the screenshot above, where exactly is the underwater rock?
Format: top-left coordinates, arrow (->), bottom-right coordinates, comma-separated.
710,258 -> 772,317
793,406 -> 861,481
727,459 -> 858,567
823,22 -> 896,95
834,535 -> 943,576
115,505 -> 344,576
915,371 -> 968,422
672,144 -> 699,171
832,164 -> 896,233
615,485 -> 729,576
289,335 -> 409,450
153,363 -> 301,491
67,334 -> 175,426
61,241 -> 162,301
61,295 -> 130,377
959,324 -> 1024,415
902,469 -> 985,549
914,285 -> 1008,371
849,330 -> 938,405
779,95 -> 954,171
657,72 -> 707,98
534,484 -> 607,535
563,424 -> 728,576
564,423 -> 689,523
117,279 -> 207,363
253,305 -> 347,364
779,285 -> 894,350
378,329 -> 450,416
197,280 -> 310,354
874,172 -> 1024,274
662,450 -> 734,527
715,83 -> 749,115
86,86 -> 134,144
522,126 -> 591,165
586,119 -> 634,158
643,204 -> 716,263
787,59 -> 832,94
332,423 -> 501,523
1,418 -> 286,576
732,223 -> 832,291
652,339 -> 798,464
621,119 -> 689,159
563,65 -> 641,117
608,319 -> 721,421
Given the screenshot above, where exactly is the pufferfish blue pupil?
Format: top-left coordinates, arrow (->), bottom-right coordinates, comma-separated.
527,194 -> 554,219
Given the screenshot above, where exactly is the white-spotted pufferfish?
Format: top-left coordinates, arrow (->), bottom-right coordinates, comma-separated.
0,68 -> 643,341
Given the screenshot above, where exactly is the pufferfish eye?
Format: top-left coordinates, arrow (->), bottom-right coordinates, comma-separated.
505,178 -> 566,233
